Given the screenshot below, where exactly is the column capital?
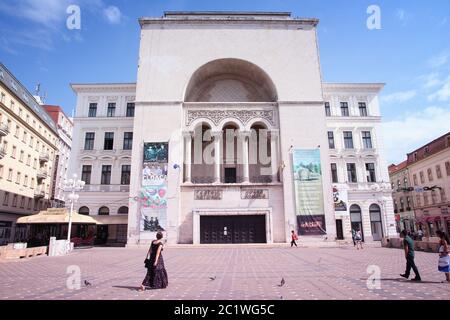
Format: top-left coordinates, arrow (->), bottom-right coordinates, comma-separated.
238,130 -> 252,138
182,130 -> 194,138
269,129 -> 280,139
211,131 -> 223,138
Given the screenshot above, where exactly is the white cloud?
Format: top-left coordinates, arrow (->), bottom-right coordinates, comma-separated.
428,51 -> 450,68
418,72 -> 443,89
382,106 -> 450,164
380,90 -> 417,104
428,76 -> 450,101
396,9 -> 412,26
103,6 -> 122,24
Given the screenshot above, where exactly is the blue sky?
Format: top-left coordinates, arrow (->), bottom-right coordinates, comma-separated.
0,0 -> 449,164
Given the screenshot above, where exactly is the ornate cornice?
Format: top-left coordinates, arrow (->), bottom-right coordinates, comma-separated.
186,109 -> 275,127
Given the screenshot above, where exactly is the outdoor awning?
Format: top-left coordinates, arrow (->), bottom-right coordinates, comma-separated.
93,215 -> 128,225
16,208 -> 98,225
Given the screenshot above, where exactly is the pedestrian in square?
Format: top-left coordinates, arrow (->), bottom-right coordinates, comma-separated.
351,229 -> 356,246
436,230 -> 450,283
400,229 -> 421,281
355,229 -> 363,250
139,231 -> 168,291
291,230 -> 298,247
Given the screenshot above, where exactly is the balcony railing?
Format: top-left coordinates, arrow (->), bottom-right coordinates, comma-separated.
0,123 -> 9,136
39,153 -> 50,162
37,170 -> 48,180
82,184 -> 130,192
34,190 -> 45,198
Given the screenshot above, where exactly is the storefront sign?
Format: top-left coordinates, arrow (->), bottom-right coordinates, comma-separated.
292,149 -> 326,235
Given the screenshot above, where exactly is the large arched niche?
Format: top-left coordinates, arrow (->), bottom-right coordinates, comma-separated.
184,58 -> 278,103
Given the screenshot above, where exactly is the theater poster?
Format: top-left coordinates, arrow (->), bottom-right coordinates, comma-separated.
333,185 -> 348,213
292,149 -> 327,235
140,142 -> 169,234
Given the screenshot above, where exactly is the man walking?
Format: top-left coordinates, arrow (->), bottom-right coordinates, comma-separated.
291,230 -> 298,247
400,230 -> 421,281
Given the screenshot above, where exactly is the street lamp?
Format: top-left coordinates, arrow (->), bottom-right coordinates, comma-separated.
63,174 -> 85,253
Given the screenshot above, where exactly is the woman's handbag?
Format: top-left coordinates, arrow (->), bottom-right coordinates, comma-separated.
144,258 -> 152,269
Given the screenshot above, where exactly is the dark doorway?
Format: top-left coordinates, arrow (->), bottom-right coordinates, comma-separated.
224,168 -> 237,183
336,219 -> 344,240
200,215 -> 266,244
350,204 -> 364,242
96,225 -> 109,245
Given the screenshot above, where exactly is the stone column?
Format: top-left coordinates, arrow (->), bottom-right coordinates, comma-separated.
270,130 -> 279,183
212,131 -> 222,183
241,131 -> 251,183
183,131 -> 192,183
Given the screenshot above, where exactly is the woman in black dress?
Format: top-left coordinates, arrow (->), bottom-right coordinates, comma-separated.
139,231 -> 168,291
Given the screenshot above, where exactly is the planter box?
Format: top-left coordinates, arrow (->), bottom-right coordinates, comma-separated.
0,246 -> 47,260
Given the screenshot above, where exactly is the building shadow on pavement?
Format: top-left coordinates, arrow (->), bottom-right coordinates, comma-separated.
361,278 -> 444,284
112,285 -> 140,291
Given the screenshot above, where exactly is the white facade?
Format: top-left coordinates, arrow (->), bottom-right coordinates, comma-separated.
324,83 -> 397,241
69,12 -> 396,246
69,84 -> 135,244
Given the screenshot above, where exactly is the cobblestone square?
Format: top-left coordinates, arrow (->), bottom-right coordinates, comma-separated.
0,245 -> 449,300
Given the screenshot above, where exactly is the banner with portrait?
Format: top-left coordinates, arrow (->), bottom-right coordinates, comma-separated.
140,142 -> 169,233
333,185 -> 348,213
292,149 -> 327,235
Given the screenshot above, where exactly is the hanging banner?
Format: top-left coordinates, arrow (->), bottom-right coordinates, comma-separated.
140,142 -> 169,233
333,185 -> 348,213
293,149 -> 326,235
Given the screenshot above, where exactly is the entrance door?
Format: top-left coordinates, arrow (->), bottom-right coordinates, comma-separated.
369,204 -> 383,241
224,168 -> 237,183
336,219 -> 344,240
350,204 -> 364,242
200,215 -> 266,244
96,226 -> 109,245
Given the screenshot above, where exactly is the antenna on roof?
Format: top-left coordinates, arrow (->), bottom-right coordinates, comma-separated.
35,83 -> 41,96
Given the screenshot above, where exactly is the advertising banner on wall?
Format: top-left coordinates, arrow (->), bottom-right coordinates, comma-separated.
292,149 -> 327,235
140,142 -> 169,233
333,185 -> 348,213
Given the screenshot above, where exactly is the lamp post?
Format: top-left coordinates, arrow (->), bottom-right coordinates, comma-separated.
63,174 -> 85,253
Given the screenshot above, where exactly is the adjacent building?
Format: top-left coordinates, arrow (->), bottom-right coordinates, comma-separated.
42,105 -> 73,208
69,83 -> 135,245
406,132 -> 450,236
325,83 -> 395,242
0,63 -> 59,245
388,161 -> 416,233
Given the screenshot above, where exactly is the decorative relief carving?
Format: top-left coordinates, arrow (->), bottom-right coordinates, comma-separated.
194,189 -> 223,200
107,96 -> 118,102
241,189 -> 269,199
125,96 -> 136,102
186,110 -> 275,127
88,96 -> 100,102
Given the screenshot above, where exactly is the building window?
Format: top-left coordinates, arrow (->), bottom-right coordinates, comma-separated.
27,154 -> 31,166
343,131 -> 354,149
427,168 -> 433,182
436,165 -> 442,179
419,171 -> 425,184
104,132 -> 114,150
362,131 -> 373,149
84,132 -> 95,150
19,150 -> 24,162
8,169 -> 13,181
359,102 -> 368,116
347,163 -> 357,183
3,192 -> 9,206
126,103 -> 135,117
406,197 -> 411,210
431,191 -> 437,204
324,102 -> 331,116
331,163 -> 338,183
327,131 -> 335,149
123,132 -> 133,150
79,206 -> 90,215
11,146 -> 16,158
31,178 -> 35,189
440,188 -> 447,202
0,165 -> 3,179
340,102 -> 349,116
121,165 -> 131,185
12,194 -> 18,207
445,161 -> 450,176
107,103 -> 116,117
118,206 -> 129,214
366,163 -> 376,182
81,165 -> 92,185
101,165 -> 112,185
415,195 -> 421,207
88,103 -> 97,117
20,196 -> 25,208
29,136 -> 34,148
423,193 -> 429,205
24,175 -> 28,187
16,172 -> 21,184
98,207 -> 110,216
413,174 -> 418,186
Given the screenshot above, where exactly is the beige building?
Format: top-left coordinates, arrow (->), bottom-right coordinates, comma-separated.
0,63 -> 59,245
388,161 -> 416,233
406,132 -> 450,236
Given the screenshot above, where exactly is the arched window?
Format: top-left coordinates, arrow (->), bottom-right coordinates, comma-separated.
350,204 -> 364,241
118,206 -> 129,215
98,206 -> 109,216
369,204 -> 383,241
78,206 -> 89,216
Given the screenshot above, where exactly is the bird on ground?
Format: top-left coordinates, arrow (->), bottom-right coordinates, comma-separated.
84,280 -> 92,287
279,278 -> 285,287
209,276 -> 216,281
